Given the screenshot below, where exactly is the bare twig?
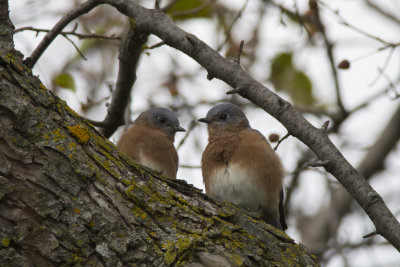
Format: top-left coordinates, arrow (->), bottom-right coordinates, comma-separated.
270,1 -> 348,122
341,21 -> 399,47
81,94 -> 111,112
177,120 -> 197,150
320,120 -> 330,132
378,70 -> 400,100
149,40 -> 166,49
24,0 -> 100,68
216,0 -> 249,52
273,132 -> 290,151
346,76 -> 400,114
267,1 -> 313,38
234,40 -> 244,65
366,0 -> 400,25
363,231 -> 378,239
283,149 -> 315,211
14,26 -> 121,40
319,1 -> 400,48
368,46 -> 396,87
63,34 -> 87,60
310,1 -> 346,116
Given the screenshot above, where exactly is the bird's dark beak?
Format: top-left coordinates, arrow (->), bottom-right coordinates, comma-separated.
174,126 -> 186,132
198,117 -> 212,124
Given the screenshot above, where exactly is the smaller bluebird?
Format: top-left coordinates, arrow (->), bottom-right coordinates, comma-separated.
117,107 -> 185,179
199,103 -> 287,230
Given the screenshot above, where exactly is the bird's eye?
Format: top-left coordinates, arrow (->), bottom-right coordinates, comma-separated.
158,116 -> 166,123
219,113 -> 228,120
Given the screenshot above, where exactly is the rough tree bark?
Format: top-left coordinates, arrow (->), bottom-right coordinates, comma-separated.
0,3 -> 318,266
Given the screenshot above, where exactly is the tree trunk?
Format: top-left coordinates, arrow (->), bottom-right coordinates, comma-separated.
0,48 -> 318,267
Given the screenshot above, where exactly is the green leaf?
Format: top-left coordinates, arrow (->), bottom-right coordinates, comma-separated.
55,73 -> 76,91
269,52 -> 315,106
168,0 -> 213,21
270,53 -> 293,82
291,72 -> 314,106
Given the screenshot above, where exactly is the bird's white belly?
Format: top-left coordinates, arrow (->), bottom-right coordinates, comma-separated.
208,164 -> 268,212
139,151 -> 162,172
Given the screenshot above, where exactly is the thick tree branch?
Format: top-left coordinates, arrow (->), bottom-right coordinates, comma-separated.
0,0 -> 14,55
95,21 -> 149,138
99,0 -> 400,251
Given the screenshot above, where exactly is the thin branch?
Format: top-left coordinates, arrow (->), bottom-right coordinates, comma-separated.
177,120 -> 197,151
216,0 -> 249,52
24,0 -> 100,68
368,46 -> 395,87
366,0 -> 400,25
14,26 -> 121,40
349,86 -> 391,114
63,34 -> 87,60
149,40 -> 166,49
310,0 -> 346,116
284,149 -> 315,211
273,133 -> 290,151
98,21 -> 149,138
269,1 -> 347,121
320,120 -> 330,132
234,40 -> 244,65
378,70 -> 400,100
363,231 -> 378,239
81,93 -> 112,112
341,21 -> 399,47
267,1 -> 314,40
319,1 -> 400,48
342,76 -> 400,117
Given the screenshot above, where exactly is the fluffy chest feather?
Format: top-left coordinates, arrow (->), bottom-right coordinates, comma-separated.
138,151 -> 163,173
207,163 -> 269,212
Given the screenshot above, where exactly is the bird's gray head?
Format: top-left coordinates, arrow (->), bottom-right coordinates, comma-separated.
135,107 -> 185,140
198,103 -> 250,129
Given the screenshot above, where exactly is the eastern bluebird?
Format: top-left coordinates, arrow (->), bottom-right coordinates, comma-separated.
199,103 -> 287,230
117,107 -> 185,179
